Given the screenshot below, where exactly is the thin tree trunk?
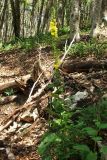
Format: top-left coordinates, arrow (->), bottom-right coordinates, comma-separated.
61,0 -> 66,28
66,0 -> 71,26
4,1 -> 9,42
0,0 -> 8,30
37,0 -> 45,33
90,0 -> 103,37
41,0 -> 53,32
30,0 -> 38,35
70,0 -> 80,41
102,0 -> 107,24
10,0 -> 20,38
22,1 -> 26,38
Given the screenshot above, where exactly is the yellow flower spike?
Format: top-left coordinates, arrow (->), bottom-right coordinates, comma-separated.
49,19 -> 58,38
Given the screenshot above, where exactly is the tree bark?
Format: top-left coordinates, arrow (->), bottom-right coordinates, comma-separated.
41,0 -> 53,32
10,0 -> 20,38
30,0 -> 38,35
70,0 -> 80,41
0,0 -> 8,30
37,0 -> 45,33
101,0 -> 107,24
90,0 -> 103,37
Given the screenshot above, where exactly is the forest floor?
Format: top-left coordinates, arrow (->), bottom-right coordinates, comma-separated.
0,46 -> 107,160
0,49 -> 47,160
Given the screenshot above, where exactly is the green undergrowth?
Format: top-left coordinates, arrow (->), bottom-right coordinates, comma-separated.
0,33 -> 107,58
38,70 -> 107,160
0,33 -> 59,52
69,39 -> 107,57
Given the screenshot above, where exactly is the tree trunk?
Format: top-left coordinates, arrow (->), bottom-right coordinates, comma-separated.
101,0 -> 107,24
57,0 -> 66,29
22,1 -> 26,38
37,0 -> 45,33
61,0 -> 66,28
4,0 -> 9,42
0,0 -> 8,30
30,0 -> 38,35
70,0 -> 80,41
90,0 -> 103,37
10,0 -> 20,38
41,0 -> 53,32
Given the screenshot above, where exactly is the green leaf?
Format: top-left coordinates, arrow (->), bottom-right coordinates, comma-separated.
92,136 -> 102,142
38,133 -> 61,155
4,44 -> 12,51
54,119 -> 62,125
95,121 -> 101,128
100,145 -> 107,154
86,152 -> 97,160
73,144 -> 90,152
99,123 -> 107,129
84,127 -> 98,137
95,121 -> 107,129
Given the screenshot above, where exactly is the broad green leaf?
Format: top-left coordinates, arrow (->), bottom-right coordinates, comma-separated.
95,121 -> 107,129
84,127 -> 98,136
73,144 -> 90,152
86,152 -> 97,160
99,123 -> 107,129
38,133 -> 61,154
100,145 -> 107,154
92,136 -> 102,142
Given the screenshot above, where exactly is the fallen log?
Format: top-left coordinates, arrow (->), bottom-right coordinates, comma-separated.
61,60 -> 107,73
0,74 -> 31,93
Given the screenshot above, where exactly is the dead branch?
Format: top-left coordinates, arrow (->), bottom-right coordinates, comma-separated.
26,72 -> 43,103
60,35 -> 76,65
0,81 -> 50,132
0,74 -> 31,93
0,95 -> 17,105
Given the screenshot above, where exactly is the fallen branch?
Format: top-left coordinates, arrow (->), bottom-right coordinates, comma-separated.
0,74 -> 31,93
0,95 -> 17,105
0,81 -> 50,132
60,35 -> 76,64
26,72 -> 43,103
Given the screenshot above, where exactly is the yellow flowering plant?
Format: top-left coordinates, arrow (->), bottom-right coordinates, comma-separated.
49,19 -> 58,38
49,18 -> 61,69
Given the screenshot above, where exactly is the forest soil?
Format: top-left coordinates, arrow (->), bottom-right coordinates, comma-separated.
0,49 -> 107,159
